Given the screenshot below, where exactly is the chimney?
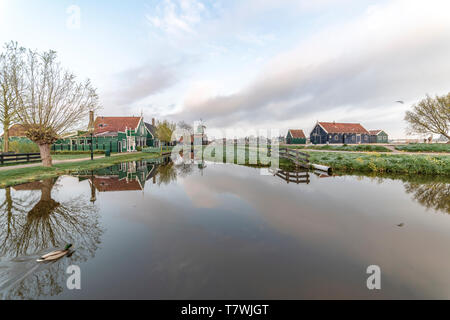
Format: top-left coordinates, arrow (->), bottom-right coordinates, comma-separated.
88,111 -> 95,132
152,118 -> 155,126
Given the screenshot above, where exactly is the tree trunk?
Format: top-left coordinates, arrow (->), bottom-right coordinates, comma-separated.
39,144 -> 52,167
3,128 -> 9,153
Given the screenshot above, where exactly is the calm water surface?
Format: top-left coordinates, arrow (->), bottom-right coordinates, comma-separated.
0,158 -> 449,299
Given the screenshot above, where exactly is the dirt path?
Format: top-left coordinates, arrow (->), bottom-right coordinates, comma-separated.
0,153 -> 135,171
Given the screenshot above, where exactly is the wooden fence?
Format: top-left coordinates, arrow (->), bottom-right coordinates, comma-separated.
0,152 -> 41,165
269,168 -> 310,184
278,148 -> 311,169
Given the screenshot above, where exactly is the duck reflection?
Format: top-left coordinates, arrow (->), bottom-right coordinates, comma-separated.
0,178 -> 103,299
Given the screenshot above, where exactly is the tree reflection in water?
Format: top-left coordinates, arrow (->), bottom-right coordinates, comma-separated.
404,182 -> 450,214
156,162 -> 178,186
0,178 -> 103,299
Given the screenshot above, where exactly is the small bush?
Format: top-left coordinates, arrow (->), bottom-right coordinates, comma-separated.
1,140 -> 40,153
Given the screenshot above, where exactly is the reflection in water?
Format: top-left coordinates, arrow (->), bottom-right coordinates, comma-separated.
404,182 -> 450,214
1,156 -> 450,299
0,178 -> 103,299
269,168 -> 310,184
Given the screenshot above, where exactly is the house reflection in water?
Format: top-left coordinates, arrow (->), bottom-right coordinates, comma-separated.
77,160 -> 164,198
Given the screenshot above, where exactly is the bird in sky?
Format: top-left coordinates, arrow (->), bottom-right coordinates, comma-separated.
395,101 -> 404,104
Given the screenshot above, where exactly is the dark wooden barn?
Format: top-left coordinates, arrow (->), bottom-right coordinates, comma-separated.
310,122 -> 370,145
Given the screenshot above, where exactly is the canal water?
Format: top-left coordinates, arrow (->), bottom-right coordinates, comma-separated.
0,158 -> 449,299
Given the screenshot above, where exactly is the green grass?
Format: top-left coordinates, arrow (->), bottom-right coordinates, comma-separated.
395,143 -> 450,153
307,152 -> 450,176
0,152 -> 159,188
52,154 -> 92,160
286,144 -> 392,152
203,145 -> 450,176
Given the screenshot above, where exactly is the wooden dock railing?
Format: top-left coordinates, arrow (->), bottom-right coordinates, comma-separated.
278,148 -> 311,169
269,168 -> 310,184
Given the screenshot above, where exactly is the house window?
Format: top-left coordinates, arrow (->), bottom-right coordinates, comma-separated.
352,136 -> 355,142
334,135 -> 339,141
364,135 -> 368,141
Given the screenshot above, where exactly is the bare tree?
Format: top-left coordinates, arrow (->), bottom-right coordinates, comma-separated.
177,120 -> 193,133
0,42 -> 25,153
11,46 -> 100,166
405,93 -> 450,140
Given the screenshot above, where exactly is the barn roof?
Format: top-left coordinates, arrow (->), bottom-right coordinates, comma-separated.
288,129 -> 306,139
94,117 -> 142,135
1,124 -> 27,138
144,122 -> 157,138
369,130 -> 385,135
318,122 -> 369,134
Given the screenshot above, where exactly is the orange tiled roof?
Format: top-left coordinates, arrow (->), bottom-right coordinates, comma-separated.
12,181 -> 46,191
369,130 -> 382,135
1,124 -> 27,138
319,122 -> 369,134
288,129 -> 306,139
94,117 -> 141,135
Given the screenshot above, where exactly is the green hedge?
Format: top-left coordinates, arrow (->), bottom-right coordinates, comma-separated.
395,143 -> 450,153
0,139 -> 40,153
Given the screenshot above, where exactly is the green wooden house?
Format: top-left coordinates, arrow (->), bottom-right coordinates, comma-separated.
54,116 -> 150,153
286,129 -> 307,144
369,130 -> 389,143
144,120 -> 159,147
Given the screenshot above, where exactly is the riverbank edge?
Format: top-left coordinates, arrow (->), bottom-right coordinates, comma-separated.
0,152 -> 160,188
202,146 -> 450,177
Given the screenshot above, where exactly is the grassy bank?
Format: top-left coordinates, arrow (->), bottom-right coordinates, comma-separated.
307,152 -> 450,175
286,144 -> 392,152
0,152 -> 158,188
202,145 -> 450,176
395,143 -> 450,153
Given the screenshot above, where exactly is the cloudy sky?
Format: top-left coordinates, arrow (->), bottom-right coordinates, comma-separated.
1,0 -> 450,138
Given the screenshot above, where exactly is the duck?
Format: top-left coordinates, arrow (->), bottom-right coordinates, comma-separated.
37,244 -> 73,262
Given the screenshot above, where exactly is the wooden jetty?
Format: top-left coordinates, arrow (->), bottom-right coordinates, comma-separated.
278,148 -> 311,169
269,168 -> 310,184
277,147 -> 332,174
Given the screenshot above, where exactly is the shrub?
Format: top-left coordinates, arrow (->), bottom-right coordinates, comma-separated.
2,140 -> 40,153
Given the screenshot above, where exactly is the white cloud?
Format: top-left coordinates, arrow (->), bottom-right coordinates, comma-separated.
146,0 -> 207,36
172,0 -> 450,138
